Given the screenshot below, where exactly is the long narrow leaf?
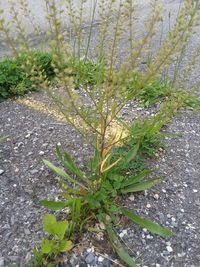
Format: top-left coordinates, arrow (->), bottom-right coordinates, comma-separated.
121,177 -> 162,193
40,200 -> 68,210
125,141 -> 140,164
56,145 -> 85,180
106,224 -> 137,267
43,159 -> 86,188
121,169 -> 154,188
121,208 -> 173,237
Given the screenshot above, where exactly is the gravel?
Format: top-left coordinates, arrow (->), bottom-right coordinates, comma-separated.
0,93 -> 200,267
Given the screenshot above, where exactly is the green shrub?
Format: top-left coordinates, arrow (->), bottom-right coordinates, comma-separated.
0,51 -> 54,101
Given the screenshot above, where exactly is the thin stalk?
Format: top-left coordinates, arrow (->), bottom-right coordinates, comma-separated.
84,0 -> 98,60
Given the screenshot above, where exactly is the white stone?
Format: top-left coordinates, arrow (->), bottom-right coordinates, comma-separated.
193,189 -> 198,193
128,194 -> 135,201
98,256 -> 104,262
146,203 -> 151,208
0,169 -> 4,175
166,246 -> 173,253
39,151 -> 45,156
154,194 -> 159,200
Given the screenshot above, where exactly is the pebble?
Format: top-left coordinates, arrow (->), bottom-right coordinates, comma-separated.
103,259 -> 111,267
0,169 -> 4,175
153,194 -> 159,200
39,151 -> 45,156
146,203 -> 151,208
119,229 -> 128,238
0,257 -> 4,267
128,194 -> 135,201
166,246 -> 173,253
85,253 -> 95,264
98,256 -> 104,262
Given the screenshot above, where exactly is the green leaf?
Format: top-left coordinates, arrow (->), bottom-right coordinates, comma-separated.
59,240 -> 72,252
54,220 -> 68,240
121,208 -> 173,237
41,239 -> 54,254
121,169 -> 154,188
125,141 -> 140,164
40,200 -> 68,210
43,159 -> 82,187
43,214 -> 68,240
56,145 -> 85,179
43,214 -> 57,235
121,177 -> 162,193
122,176 -> 161,193
106,224 -> 137,267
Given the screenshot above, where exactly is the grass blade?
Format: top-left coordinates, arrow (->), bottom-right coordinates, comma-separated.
121,208 -> 173,237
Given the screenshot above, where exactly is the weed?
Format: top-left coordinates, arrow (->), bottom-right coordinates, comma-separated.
1,0 -> 200,265
39,145 -> 172,266
28,214 -> 72,267
0,51 -> 54,100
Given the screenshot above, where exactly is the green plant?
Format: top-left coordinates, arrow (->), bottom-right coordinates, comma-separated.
2,0 -> 200,266
0,51 -> 54,100
40,144 -> 172,266
0,135 -> 6,143
137,80 -> 172,107
29,214 -> 72,267
72,58 -> 106,88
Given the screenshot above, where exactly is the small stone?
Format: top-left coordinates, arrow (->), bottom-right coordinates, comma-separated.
153,194 -> 159,200
177,252 -> 186,257
25,134 -> 31,139
0,169 -> 4,175
103,259 -> 111,267
98,256 -> 104,262
30,169 -> 38,175
146,203 -> 151,208
156,264 -> 161,267
39,151 -> 45,156
166,246 -> 173,253
119,229 -> 128,238
128,194 -> 135,201
193,189 -> 198,193
0,257 -> 4,267
85,253 -> 95,264
24,229 -> 31,235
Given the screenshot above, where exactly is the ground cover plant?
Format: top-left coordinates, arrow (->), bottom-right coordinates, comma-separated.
1,0 -> 200,266
0,51 -> 54,101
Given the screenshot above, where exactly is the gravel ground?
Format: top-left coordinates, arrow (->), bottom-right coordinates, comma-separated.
0,93 -> 199,267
